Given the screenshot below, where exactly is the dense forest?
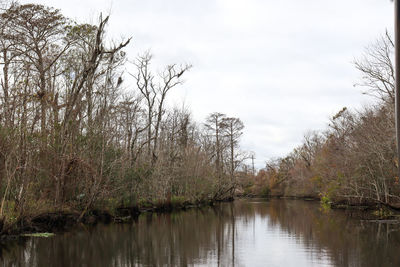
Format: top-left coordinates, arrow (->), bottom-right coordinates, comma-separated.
0,3 -> 249,233
251,31 -> 400,208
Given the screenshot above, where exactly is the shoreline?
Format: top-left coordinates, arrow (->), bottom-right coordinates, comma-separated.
2,196 -> 400,242
243,194 -> 400,220
0,198 -> 226,242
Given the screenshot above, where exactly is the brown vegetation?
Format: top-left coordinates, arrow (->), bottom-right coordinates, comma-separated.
251,32 -> 400,209
0,2 -> 248,236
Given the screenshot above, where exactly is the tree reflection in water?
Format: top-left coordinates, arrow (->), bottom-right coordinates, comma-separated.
1,199 -> 400,267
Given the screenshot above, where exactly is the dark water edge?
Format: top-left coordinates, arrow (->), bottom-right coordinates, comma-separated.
0,199 -> 220,241
1,199 -> 400,267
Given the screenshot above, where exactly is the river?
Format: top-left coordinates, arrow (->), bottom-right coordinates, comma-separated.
1,199 -> 400,266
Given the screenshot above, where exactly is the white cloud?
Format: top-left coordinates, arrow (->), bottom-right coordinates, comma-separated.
22,0 -> 394,168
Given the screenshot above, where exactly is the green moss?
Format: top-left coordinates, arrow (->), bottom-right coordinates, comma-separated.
138,198 -> 153,208
21,232 -> 55,238
320,195 -> 331,211
260,186 -> 270,197
171,196 -> 185,208
372,207 -> 393,218
243,186 -> 253,196
2,201 -> 19,224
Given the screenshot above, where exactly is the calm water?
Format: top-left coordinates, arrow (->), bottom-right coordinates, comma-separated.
1,199 -> 400,267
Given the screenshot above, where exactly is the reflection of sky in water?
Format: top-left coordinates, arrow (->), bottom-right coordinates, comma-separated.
234,216 -> 333,267
193,214 -> 334,267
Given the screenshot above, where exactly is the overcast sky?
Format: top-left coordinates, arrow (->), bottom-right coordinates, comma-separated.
23,0 -> 394,168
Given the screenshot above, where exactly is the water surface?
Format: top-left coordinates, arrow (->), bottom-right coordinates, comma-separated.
2,199 -> 400,266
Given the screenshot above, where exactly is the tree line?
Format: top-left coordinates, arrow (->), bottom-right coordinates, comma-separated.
253,31 -> 400,208
0,2 -> 247,228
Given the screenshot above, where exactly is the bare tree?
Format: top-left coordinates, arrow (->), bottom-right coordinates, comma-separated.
354,31 -> 395,103
132,52 -> 191,164
205,112 -> 227,178
222,117 -> 244,180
